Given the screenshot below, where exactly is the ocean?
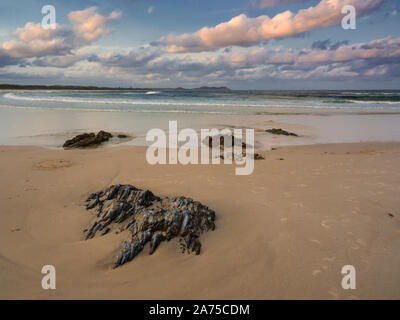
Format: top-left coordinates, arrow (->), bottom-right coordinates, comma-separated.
1,89 -> 400,148
2,89 -> 400,115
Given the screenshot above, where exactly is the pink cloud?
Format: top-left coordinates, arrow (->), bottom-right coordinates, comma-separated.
68,7 -> 122,44
12,22 -> 61,41
1,7 -> 121,59
2,38 -> 70,59
158,0 -> 382,53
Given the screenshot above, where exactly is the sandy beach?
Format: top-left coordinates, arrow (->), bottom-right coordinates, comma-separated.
1,0 -> 400,306
1,142 -> 399,300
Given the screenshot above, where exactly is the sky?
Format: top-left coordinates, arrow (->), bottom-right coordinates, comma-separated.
0,0 -> 399,89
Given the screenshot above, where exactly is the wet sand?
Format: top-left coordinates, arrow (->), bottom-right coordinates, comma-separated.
0,143 -> 400,299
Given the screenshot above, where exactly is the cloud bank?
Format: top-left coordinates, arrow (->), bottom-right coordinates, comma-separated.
156,0 -> 381,53
0,7 -> 121,60
1,1 -> 398,88
90,36 -> 400,84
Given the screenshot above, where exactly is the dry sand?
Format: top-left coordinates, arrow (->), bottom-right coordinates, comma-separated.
0,143 -> 399,299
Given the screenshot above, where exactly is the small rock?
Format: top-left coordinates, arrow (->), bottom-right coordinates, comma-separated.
266,128 -> 298,137
63,130 -> 113,149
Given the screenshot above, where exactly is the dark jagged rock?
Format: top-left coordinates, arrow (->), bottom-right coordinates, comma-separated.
266,128 -> 298,137
84,184 -> 216,268
63,133 -> 94,148
63,130 -> 113,149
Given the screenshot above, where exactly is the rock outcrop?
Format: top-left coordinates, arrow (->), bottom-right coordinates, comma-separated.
266,128 -> 298,137
84,184 -> 216,268
63,130 -> 113,149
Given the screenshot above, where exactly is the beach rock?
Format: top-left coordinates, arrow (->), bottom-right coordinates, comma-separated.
63,130 -> 113,149
254,153 -> 265,160
84,184 -> 216,268
266,128 -> 298,137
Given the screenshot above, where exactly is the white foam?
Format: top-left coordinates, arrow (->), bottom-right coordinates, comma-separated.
145,91 -> 161,95
0,104 -> 232,115
3,93 -> 400,114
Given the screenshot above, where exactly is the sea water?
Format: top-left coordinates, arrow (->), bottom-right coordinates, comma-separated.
0,89 -> 400,148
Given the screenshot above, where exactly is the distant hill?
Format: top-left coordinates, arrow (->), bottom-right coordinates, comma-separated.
0,84 -> 231,91
192,86 -> 231,91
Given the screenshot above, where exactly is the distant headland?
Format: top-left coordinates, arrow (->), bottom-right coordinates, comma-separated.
0,84 -> 231,91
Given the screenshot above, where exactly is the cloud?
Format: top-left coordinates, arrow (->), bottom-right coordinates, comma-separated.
2,36 -> 72,59
364,65 -> 388,76
68,7 -> 122,44
1,7 -> 121,60
1,2 -> 397,87
311,39 -> 349,50
93,36 -> 400,82
12,22 -> 63,42
148,6 -> 155,14
98,50 -> 160,68
0,50 -> 21,67
1,22 -> 72,59
32,55 -> 87,68
223,37 -> 400,68
156,0 -> 382,53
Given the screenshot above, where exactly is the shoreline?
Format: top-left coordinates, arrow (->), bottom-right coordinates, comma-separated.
1,142 -> 400,299
2,107 -> 400,150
